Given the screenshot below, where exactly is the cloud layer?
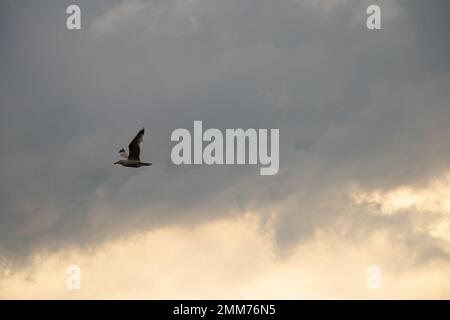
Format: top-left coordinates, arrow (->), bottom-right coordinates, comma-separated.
1,0 -> 450,298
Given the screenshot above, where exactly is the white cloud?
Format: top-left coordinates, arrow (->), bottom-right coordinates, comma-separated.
352,174 -> 450,215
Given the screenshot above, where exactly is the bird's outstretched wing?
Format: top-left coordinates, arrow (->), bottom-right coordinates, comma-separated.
128,128 -> 145,160
119,149 -> 128,159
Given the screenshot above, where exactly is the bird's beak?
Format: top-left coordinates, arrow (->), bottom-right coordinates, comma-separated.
114,161 -> 119,165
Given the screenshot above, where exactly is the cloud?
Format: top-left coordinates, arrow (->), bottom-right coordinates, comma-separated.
91,0 -> 148,36
1,0 -> 450,298
2,213 -> 450,299
353,174 -> 450,216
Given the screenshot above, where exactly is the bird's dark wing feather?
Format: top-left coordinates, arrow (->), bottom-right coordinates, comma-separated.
128,128 -> 144,160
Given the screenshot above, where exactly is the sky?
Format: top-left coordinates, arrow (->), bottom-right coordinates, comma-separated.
1,0 -> 450,299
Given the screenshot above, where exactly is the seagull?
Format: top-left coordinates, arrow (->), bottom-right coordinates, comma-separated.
114,128 -> 152,168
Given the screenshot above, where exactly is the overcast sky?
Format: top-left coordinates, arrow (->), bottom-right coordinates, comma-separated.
1,0 -> 450,298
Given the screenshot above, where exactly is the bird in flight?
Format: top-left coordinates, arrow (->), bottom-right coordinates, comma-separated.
114,128 -> 152,167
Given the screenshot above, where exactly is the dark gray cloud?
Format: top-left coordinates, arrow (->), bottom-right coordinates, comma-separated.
406,0 -> 450,73
1,0 -> 450,267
